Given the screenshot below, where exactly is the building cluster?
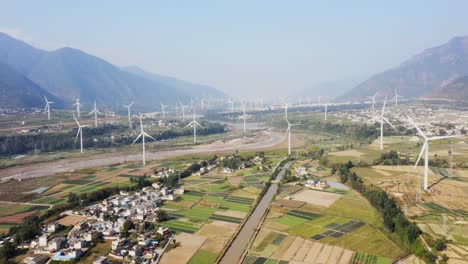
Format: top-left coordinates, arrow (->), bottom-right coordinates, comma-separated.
27,185 -> 177,263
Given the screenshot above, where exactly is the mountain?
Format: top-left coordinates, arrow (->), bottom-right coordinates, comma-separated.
0,32 -> 225,110
0,62 -> 63,108
295,76 -> 364,99
122,66 -> 225,99
340,36 -> 468,100
427,75 -> 468,100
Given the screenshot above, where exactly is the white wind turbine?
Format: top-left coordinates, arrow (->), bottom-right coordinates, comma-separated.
286,118 -> 299,155
367,92 -> 379,110
43,96 -> 54,120
160,103 -> 168,118
73,97 -> 82,118
242,102 -> 247,133
186,106 -> 203,144
132,113 -> 156,165
393,88 -> 403,106
283,104 -> 289,119
377,97 -> 396,150
89,100 -> 102,128
73,114 -> 89,154
179,102 -> 189,121
406,115 -> 456,191
123,102 -> 134,129
324,104 -> 328,121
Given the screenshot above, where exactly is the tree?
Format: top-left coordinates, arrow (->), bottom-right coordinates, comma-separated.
156,210 -> 168,222
0,241 -> 16,259
123,220 -> 135,231
434,239 -> 447,251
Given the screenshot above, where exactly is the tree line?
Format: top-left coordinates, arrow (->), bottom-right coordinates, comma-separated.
336,161 -> 437,263
0,122 -> 225,156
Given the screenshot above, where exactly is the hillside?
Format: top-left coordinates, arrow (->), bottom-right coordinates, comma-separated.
340,36 -> 468,100
0,63 -> 63,108
427,75 -> 468,100
123,66 -> 225,99
0,32 -> 225,110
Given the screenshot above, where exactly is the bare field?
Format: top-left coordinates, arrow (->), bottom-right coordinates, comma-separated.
291,189 -> 342,208
160,233 -> 206,264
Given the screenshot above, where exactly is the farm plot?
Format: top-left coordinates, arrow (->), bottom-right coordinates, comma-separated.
160,233 -> 206,264
248,233 -> 355,264
352,252 -> 392,264
162,220 -> 199,234
291,189 -> 342,208
173,206 -> 216,221
209,214 -> 243,224
225,196 -> 255,205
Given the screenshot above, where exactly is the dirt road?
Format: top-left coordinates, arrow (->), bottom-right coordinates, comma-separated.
0,131 -> 285,180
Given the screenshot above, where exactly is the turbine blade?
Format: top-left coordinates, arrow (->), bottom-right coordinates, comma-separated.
406,114 -> 427,139
132,133 -> 143,145
143,132 -> 156,141
73,114 -> 80,126
186,121 -> 194,127
75,128 -> 81,143
414,141 -> 427,168
383,117 -> 396,130
428,136 -> 456,141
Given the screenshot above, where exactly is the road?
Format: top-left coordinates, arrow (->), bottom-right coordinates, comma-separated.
0,131 -> 285,180
219,161 -> 293,264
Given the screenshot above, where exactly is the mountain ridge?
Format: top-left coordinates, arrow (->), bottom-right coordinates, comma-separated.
0,32 -> 225,109
339,36 -> 468,101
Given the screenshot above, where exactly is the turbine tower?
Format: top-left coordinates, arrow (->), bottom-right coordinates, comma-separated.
324,104 -> 328,121
123,102 -> 134,129
368,92 -> 378,110
283,104 -> 289,119
378,97 -> 396,150
73,97 -> 82,118
89,100 -> 102,128
393,88 -> 403,106
160,103 -> 168,118
132,113 -> 156,165
286,119 -> 299,155
186,105 -> 203,144
242,103 -> 247,133
407,115 -> 455,191
43,96 -> 54,120
73,114 -> 89,153
179,102 -> 189,121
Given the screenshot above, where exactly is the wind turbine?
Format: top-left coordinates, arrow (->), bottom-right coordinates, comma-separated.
283,104 -> 289,119
73,97 -> 82,118
43,96 -> 53,120
179,102 -> 188,121
324,104 -> 328,121
406,115 -> 455,191
286,119 -> 299,155
89,100 -> 102,128
132,113 -> 156,165
73,114 -> 89,154
393,88 -> 403,106
160,103 -> 168,118
377,97 -> 396,150
186,106 -> 203,144
367,92 -> 379,110
123,102 -> 134,129
242,102 -> 247,133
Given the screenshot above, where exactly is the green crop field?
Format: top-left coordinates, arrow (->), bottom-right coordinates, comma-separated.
273,214 -> 308,227
188,249 -> 218,264
174,206 -> 216,221
162,220 -> 199,234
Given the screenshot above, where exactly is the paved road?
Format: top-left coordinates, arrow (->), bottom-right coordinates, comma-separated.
219,161 -> 293,264
0,131 -> 285,180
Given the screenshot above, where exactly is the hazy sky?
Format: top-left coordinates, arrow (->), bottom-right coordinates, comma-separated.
1,1 -> 468,98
